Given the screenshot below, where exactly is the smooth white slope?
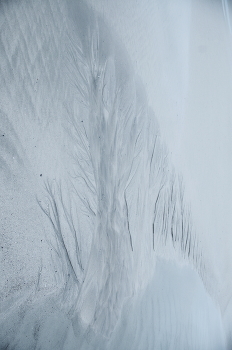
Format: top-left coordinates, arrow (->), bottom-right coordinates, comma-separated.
86,0 -> 232,345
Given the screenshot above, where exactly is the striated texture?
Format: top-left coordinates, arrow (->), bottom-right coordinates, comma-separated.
0,0 -> 230,349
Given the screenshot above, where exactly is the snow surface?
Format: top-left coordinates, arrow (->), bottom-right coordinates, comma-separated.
0,0 -> 231,349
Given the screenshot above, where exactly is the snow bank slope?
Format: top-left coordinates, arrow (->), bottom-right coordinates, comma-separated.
0,0 -> 228,349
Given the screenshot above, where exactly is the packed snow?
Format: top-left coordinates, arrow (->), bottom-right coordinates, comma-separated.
0,0 -> 232,349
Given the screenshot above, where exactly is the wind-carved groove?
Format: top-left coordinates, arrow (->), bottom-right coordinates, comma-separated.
151,169 -> 203,274
124,194 -> 133,252
38,180 -> 83,294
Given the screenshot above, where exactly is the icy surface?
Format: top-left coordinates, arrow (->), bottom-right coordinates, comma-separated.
0,0 -> 231,349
